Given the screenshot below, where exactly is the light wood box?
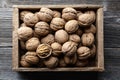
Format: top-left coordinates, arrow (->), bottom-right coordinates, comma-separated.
12,5 -> 104,72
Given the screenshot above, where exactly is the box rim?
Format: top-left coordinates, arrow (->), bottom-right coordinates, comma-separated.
12,4 -> 103,8
12,5 -> 104,72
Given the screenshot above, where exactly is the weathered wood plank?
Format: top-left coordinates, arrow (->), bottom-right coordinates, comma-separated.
12,7 -> 19,70
0,38 -> 12,47
0,48 -> 120,79
0,0 -> 119,79
96,8 -> 104,69
104,24 -> 120,48
0,0 -> 120,11
104,11 -> 120,24
98,48 -> 120,80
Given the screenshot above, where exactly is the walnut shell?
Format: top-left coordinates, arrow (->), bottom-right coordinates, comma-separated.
64,53 -> 77,65
20,41 -> 26,50
81,33 -> 94,46
35,21 -> 50,36
77,46 -> 91,60
24,51 -> 39,65
90,44 -> 96,57
85,10 -> 96,16
20,11 -> 32,21
17,27 -> 33,41
44,56 -> 59,68
77,11 -> 83,18
62,7 -> 77,21
84,24 -> 96,34
75,59 -> 88,67
55,29 -> 69,44
23,13 -> 39,27
78,11 -> 95,27
20,55 -> 31,67
51,42 -> 62,51
75,28 -> 83,36
41,34 -> 55,45
62,41 -> 77,56
33,31 -> 40,38
36,44 -> 52,58
59,58 -> 67,67
26,37 -> 40,51
51,42 -> 62,57
50,18 -> 65,31
65,20 -> 79,33
53,10 -> 61,18
69,34 -> 80,43
20,23 -> 28,27
37,7 -> 53,22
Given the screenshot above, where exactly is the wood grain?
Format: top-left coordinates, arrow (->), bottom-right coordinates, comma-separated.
0,0 -> 120,79
12,7 -> 19,70
96,8 -> 104,70
0,0 -> 120,11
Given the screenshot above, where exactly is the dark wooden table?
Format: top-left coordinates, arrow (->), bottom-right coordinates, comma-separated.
0,0 -> 120,80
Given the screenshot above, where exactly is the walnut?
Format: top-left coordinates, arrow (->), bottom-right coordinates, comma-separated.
81,33 -> 94,46
50,18 -> 65,31
75,28 -> 83,36
23,13 -> 39,27
84,24 -> 96,34
77,11 -> 83,18
75,59 -> 88,67
78,11 -> 95,27
53,10 -> 61,18
62,41 -> 77,56
90,44 -> 96,57
20,11 -> 32,21
77,46 -> 91,60
69,34 -> 80,43
20,55 -> 31,67
62,7 -> 77,21
26,37 -> 40,51
37,7 -> 53,22
51,42 -> 62,57
55,29 -> 69,44
51,42 -> 62,51
35,21 -> 50,36
24,51 -> 40,65
41,34 -> 55,45
64,53 -> 77,65
85,10 -> 96,16
20,23 -> 28,27
33,31 -> 40,38
65,20 -> 79,33
17,27 -> 33,41
36,44 -> 52,58
44,56 -> 59,68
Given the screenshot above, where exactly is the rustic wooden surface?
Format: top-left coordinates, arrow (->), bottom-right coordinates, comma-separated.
0,0 -> 120,80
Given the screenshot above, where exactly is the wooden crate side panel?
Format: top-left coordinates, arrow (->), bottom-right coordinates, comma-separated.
13,5 -> 103,9
14,67 -> 102,72
96,8 -> 104,71
12,7 -> 19,70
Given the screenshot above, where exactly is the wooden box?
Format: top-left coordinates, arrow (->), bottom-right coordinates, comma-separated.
12,5 -> 104,72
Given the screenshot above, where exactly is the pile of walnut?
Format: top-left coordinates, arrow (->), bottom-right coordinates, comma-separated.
18,7 -> 96,68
